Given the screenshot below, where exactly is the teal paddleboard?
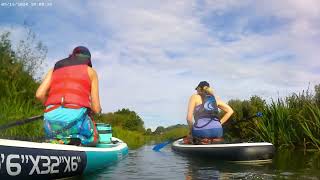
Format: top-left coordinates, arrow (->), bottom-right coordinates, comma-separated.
0,137 -> 128,179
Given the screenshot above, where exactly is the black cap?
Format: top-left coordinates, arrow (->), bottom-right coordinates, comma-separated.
71,46 -> 92,67
72,46 -> 91,58
195,81 -> 210,90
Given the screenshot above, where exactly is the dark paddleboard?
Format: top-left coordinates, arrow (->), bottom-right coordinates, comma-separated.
172,139 -> 275,161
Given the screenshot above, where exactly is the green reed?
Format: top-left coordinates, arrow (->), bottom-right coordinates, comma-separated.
0,30 -> 45,140
298,103 -> 320,150
251,91 -> 320,150
0,96 -> 43,139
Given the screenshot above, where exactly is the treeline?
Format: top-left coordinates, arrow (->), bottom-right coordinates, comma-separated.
95,109 -> 150,149
152,124 -> 189,143
95,110 -> 189,147
94,109 -> 188,148
98,108 -> 145,132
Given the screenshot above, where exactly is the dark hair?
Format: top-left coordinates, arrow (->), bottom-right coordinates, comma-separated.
195,81 -> 210,90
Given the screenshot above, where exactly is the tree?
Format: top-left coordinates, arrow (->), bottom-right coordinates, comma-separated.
250,95 -> 266,113
153,126 -> 165,134
225,96 -> 267,140
97,109 -> 145,132
145,128 -> 152,135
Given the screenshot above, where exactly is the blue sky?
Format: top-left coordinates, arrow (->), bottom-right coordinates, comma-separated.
1,0 -> 320,130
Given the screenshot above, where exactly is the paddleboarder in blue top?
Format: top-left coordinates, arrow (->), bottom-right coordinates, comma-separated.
186,81 -> 234,144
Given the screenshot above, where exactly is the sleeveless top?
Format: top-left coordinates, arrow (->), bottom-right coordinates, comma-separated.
194,94 -> 219,122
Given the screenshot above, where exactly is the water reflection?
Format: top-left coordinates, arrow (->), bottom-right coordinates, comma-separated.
271,149 -> 320,179
183,149 -> 320,179
183,156 -> 274,179
79,146 -> 320,180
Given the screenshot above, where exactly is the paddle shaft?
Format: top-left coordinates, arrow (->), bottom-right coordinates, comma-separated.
0,115 -> 43,131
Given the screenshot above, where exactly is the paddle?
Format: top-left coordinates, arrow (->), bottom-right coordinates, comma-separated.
0,115 -> 43,131
247,111 -> 263,119
152,112 -> 263,151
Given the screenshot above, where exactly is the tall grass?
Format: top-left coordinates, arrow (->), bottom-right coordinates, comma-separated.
298,103 -> 320,150
251,91 -> 320,150
0,97 -> 43,140
0,31 -> 45,140
251,100 -> 298,148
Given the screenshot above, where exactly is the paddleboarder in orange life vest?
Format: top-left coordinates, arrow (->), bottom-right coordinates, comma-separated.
36,46 -> 101,146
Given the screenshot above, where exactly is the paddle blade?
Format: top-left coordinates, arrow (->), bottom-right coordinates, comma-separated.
256,112 -> 263,117
152,141 -> 171,151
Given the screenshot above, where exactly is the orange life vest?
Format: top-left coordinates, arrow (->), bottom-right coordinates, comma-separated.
45,58 -> 91,108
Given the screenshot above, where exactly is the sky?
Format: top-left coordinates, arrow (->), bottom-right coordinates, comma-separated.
1,0 -> 320,130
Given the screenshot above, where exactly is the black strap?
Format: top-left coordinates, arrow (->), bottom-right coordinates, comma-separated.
54,56 -> 92,70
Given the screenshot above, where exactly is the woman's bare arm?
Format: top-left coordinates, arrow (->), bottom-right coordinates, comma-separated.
186,94 -> 197,132
217,99 -> 234,125
36,69 -> 53,104
88,67 -> 102,114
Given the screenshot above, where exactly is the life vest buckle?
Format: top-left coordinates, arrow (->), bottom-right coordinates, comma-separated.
61,96 -> 65,107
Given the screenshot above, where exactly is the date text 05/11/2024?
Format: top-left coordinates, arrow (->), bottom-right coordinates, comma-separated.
0,2 -> 53,7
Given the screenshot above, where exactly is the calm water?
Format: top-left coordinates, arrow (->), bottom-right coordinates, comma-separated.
81,145 -> 320,180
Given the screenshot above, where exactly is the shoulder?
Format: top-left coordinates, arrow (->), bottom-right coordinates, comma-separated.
214,96 -> 225,105
43,69 -> 53,79
190,94 -> 200,99
87,67 -> 97,74
87,67 -> 98,80
189,94 -> 201,102
47,68 -> 53,73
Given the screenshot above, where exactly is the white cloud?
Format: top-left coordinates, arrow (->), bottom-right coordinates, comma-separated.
89,1 -> 320,129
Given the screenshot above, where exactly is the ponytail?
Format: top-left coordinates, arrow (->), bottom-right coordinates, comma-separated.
203,86 -> 214,95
